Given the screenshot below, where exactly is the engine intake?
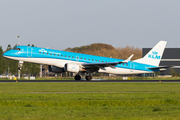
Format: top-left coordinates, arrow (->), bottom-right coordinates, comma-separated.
64,63 -> 80,73
48,65 -> 65,73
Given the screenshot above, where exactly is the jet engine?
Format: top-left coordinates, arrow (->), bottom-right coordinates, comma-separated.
64,63 -> 80,73
48,65 -> 65,73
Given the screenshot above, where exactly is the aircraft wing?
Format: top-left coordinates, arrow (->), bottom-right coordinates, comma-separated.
81,54 -> 134,70
82,62 -> 122,68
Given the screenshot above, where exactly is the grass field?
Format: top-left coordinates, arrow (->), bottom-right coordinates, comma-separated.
0,83 -> 180,120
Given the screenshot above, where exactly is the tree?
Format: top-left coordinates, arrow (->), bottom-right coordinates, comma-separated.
2,44 -> 18,75
0,46 -> 3,74
10,45 -> 18,75
170,68 -> 180,77
65,43 -> 142,60
3,44 -> 12,74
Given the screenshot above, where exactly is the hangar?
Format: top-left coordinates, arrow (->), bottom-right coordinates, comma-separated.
143,48 -> 180,75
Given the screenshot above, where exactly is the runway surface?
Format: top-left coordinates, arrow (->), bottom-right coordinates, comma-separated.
0,80 -> 180,82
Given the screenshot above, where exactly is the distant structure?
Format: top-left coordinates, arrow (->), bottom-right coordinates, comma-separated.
16,36 -> 20,46
143,48 -> 180,75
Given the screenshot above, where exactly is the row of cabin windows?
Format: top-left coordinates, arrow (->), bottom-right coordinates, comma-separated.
39,51 -> 128,66
39,51 -> 110,63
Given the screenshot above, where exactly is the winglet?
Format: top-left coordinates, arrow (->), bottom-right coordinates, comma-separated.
122,54 -> 134,63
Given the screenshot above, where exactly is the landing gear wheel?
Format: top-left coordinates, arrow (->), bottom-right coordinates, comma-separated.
74,75 -> 81,80
18,67 -> 22,70
85,75 -> 92,81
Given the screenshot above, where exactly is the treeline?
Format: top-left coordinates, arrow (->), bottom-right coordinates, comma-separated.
0,45 -> 18,75
65,43 -> 142,60
0,44 -> 40,76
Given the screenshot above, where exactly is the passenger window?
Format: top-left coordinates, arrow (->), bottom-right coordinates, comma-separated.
99,60 -> 101,62
69,56 -> 70,58
85,58 -> 86,60
50,53 -> 52,55
65,55 -> 67,57
61,55 -> 63,57
88,59 -> 90,61
92,59 -> 94,61
58,54 -> 59,56
47,53 -> 48,55
72,56 -> 74,58
54,54 -> 56,56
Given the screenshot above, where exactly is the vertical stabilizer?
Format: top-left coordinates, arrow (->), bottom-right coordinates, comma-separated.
133,41 -> 167,66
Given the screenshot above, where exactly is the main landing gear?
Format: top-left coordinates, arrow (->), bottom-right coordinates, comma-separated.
74,74 -> 81,80
74,74 -> 92,81
85,75 -> 92,81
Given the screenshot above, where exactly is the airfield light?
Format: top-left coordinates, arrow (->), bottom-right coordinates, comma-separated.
16,36 -> 20,46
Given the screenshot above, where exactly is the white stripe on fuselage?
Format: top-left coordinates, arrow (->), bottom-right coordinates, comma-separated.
4,56 -> 153,75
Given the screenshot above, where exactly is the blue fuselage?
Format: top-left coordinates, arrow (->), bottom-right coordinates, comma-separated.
3,46 -> 157,74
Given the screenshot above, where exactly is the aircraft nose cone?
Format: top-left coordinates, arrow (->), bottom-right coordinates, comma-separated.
3,51 -> 12,57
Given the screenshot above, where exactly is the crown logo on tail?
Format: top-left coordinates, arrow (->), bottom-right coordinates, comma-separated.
152,51 -> 158,55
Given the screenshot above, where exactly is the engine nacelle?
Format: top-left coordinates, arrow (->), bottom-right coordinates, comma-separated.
64,63 -> 80,73
48,65 -> 65,73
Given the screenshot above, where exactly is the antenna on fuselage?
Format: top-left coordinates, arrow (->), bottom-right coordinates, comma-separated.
16,36 -> 20,46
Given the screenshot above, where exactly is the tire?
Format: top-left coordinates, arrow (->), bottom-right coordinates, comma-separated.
74,75 -> 81,80
85,75 -> 92,81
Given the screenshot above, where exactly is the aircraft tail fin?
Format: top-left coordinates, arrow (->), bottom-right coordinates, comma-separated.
133,41 -> 167,66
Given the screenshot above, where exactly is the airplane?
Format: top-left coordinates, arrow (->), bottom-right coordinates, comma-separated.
3,41 -> 168,80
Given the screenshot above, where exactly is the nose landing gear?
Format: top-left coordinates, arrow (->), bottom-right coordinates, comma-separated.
18,67 -> 22,70
18,61 -> 23,79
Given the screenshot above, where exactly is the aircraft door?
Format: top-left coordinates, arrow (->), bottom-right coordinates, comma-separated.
130,62 -> 135,72
27,47 -> 32,57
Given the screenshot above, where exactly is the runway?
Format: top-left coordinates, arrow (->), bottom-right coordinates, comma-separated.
0,80 -> 180,82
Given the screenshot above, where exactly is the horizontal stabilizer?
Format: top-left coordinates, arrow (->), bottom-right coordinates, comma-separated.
148,66 -> 174,70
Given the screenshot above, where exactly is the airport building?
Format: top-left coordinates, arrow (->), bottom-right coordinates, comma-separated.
143,48 -> 180,75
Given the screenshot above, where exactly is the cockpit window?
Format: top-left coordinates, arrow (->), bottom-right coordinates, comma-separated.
13,48 -> 21,51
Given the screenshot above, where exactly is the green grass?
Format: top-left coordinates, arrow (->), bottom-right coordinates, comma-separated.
0,83 -> 180,120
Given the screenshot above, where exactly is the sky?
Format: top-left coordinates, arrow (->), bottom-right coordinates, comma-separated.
1,0 -> 180,51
